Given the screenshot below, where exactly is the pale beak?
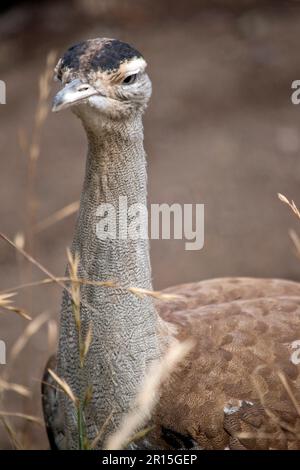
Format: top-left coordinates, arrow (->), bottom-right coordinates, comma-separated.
52,78 -> 100,112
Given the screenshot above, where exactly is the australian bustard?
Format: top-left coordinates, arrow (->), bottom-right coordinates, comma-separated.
42,38 -> 300,450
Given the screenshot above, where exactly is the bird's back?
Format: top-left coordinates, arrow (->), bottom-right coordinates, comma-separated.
150,278 -> 300,449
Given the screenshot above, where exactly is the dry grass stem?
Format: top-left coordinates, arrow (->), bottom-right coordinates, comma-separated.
9,312 -> 49,364
1,304 -> 32,321
1,275 -> 182,302
90,410 -> 114,449
105,340 -> 193,450
0,292 -> 31,320
237,431 -> 292,440
34,200 -> 80,233
47,319 -> 58,352
278,193 -> 300,219
83,384 -> 93,407
13,231 -> 27,311
16,50 -> 57,317
25,50 -> 57,248
0,303 -> 45,447
0,233 -> 182,318
0,418 -> 24,449
289,229 -> 300,259
0,411 -> 42,425
0,231 -> 68,292
277,371 -> 300,417
18,128 -> 28,154
127,286 -> 183,301
14,232 -> 25,250
0,292 -> 17,306
0,231 -> 103,320
66,250 -> 91,448
48,369 -> 78,405
251,369 -> 299,436
67,249 -> 81,330
82,324 -> 93,365
1,232 -> 113,331
0,379 -> 31,398
125,426 -> 155,447
1,276 -> 116,295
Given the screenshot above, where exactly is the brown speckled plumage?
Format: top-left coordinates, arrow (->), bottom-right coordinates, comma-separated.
147,278 -> 300,449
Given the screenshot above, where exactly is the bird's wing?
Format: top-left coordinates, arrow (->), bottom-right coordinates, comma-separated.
150,278 -> 300,450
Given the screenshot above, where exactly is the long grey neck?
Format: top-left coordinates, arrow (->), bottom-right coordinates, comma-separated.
75,115 -> 152,287
57,114 -> 160,449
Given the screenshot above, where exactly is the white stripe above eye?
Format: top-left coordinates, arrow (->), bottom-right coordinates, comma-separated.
120,57 -> 147,76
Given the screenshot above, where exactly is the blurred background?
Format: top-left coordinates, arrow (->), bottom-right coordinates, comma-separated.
1,0 -> 300,449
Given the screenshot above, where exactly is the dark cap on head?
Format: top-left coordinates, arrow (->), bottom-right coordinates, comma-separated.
56,38 -> 143,82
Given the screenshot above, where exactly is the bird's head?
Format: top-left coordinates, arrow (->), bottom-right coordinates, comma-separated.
52,38 -> 152,122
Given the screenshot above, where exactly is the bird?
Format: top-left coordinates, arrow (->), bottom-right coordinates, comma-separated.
42,38 -> 300,450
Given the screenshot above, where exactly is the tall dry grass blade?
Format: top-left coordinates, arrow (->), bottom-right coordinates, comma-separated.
0,292 -> 32,320
105,340 -> 193,450
82,324 -> 93,366
1,277 -> 117,294
90,410 -> 113,449
25,50 -> 57,249
34,200 -> 80,233
0,411 -> 42,425
1,305 -> 32,321
67,249 -> 80,280
65,249 -> 91,449
289,229 -> 300,259
0,232 -> 115,317
18,128 -> 28,154
13,231 -> 28,312
278,193 -> 300,219
0,292 -> 16,304
125,426 -> 155,447
0,417 -> 24,449
277,371 -> 300,417
23,50 -> 57,313
237,431 -> 290,440
1,275 -> 182,302
67,249 -> 81,329
47,370 -> 83,447
251,368 -> 297,435
47,319 -> 58,352
0,379 -> 31,398
9,312 -> 49,364
14,232 -> 25,250
0,231 -> 68,291
128,286 -> 183,301
48,369 -> 77,405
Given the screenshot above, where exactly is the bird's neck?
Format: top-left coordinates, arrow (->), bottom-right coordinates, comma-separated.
58,114 -> 160,447
77,116 -> 151,283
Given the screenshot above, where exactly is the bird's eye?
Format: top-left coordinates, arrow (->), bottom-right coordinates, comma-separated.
122,74 -> 137,85
77,85 -> 90,92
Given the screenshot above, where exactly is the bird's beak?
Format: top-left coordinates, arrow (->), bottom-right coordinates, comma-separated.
52,78 -> 99,112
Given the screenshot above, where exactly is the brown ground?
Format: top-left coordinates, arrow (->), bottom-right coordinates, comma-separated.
1,1 -> 300,449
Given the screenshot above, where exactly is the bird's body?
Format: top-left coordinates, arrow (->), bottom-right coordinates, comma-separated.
42,38 -> 300,450
151,278 -> 300,449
